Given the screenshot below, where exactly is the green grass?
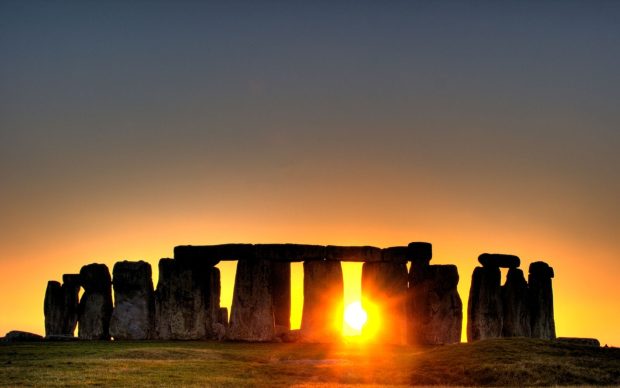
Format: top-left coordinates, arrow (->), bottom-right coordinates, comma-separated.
1,338 -> 618,386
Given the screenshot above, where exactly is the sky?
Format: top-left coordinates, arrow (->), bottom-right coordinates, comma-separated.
1,1 -> 619,345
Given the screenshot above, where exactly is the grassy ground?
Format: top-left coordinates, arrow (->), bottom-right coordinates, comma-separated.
1,338 -> 618,386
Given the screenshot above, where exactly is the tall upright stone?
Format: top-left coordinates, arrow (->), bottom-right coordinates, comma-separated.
529,261 -> 555,339
301,260 -> 344,343
362,261 -> 408,344
44,281 -> 64,336
271,261 -> 291,331
61,274 -> 81,336
467,266 -> 503,341
109,261 -> 155,340
409,264 -> 462,345
502,268 -> 531,337
154,258 -> 220,340
228,259 -> 275,341
78,263 -> 113,340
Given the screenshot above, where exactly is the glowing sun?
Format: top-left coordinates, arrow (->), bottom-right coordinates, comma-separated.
344,301 -> 368,332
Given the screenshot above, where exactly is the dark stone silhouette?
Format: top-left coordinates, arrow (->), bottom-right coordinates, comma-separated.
44,281 -> 63,336
467,266 -> 502,341
326,245 -> 382,262
502,268 -> 531,337
44,274 -> 80,337
78,263 -> 113,340
380,246 -> 409,262
154,258 -> 220,340
301,260 -> 343,342
362,261 -> 408,344
254,244 -> 326,261
529,261 -> 555,339
3,331 -> 44,342
409,264 -> 462,344
557,337 -> 599,347
109,261 -> 155,340
228,259 -> 275,341
479,253 -> 520,268
408,242 -> 432,269
271,261 -> 291,330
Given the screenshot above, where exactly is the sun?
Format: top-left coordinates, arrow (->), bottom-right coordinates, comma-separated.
344,301 -> 368,332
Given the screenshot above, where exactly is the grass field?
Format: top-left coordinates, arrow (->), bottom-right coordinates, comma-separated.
1,338 -> 618,386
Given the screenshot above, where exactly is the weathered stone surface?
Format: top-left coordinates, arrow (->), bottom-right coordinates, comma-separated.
529,261 -> 555,340
228,259 -> 275,341
174,243 -> 254,262
362,262 -> 408,344
478,253 -> 520,268
502,268 -> 531,337
109,261 -> 155,340
408,264 -> 462,345
154,258 -> 220,340
467,266 -> 502,341
301,260 -> 344,342
380,246 -> 409,263
3,331 -> 44,342
325,246 -> 381,262
218,307 -> 228,325
408,242 -> 432,268
271,261 -> 291,330
78,263 -> 113,340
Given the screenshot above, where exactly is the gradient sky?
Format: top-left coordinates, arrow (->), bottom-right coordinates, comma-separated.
1,1 -> 619,345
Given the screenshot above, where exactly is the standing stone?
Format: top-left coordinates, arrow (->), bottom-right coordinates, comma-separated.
362,261 -> 408,344
61,274 -> 81,336
154,258 -> 220,340
44,281 -> 64,336
529,261 -> 555,339
228,259 -> 275,341
271,262 -> 291,331
301,260 -> 344,343
408,265 -> 462,345
78,263 -> 113,340
109,261 -> 155,340
467,266 -> 503,341
502,268 -> 531,337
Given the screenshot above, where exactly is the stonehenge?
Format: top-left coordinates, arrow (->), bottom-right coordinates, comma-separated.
42,242 -> 556,345
467,253 -> 555,341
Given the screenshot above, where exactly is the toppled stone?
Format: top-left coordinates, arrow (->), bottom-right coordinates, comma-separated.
301,260 -> 344,343
478,253 -> 520,268
109,261 -> 155,340
408,242 -> 432,268
529,261 -> 555,339
467,266 -> 503,341
362,261 -> 408,344
154,258 -> 221,340
557,337 -> 600,347
78,263 -> 113,340
380,247 -> 409,263
502,268 -> 531,337
3,331 -> 44,342
325,246 -> 381,262
281,329 -> 301,343
45,334 -> 79,341
228,259 -> 275,341
271,261 -> 291,330
408,265 -> 462,345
